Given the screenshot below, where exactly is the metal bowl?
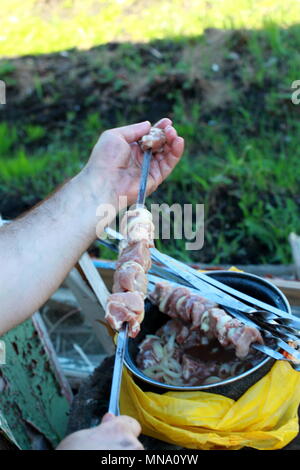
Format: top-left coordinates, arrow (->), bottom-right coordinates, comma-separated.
124,270 -> 291,400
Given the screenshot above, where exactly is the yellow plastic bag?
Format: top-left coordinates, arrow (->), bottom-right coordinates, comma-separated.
120,361 -> 300,450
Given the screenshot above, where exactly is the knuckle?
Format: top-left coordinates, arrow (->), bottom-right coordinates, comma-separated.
101,129 -> 110,138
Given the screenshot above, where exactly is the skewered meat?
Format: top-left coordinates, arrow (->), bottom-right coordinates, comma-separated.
149,281 -> 217,329
200,307 -> 263,358
139,127 -> 166,153
105,207 -> 154,337
227,323 -> 265,359
112,261 -> 148,294
149,281 -> 263,359
148,281 -> 174,313
120,207 -> 155,246
106,291 -> 144,338
117,239 -> 152,272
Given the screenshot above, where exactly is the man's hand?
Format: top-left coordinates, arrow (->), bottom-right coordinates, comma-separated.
0,118 -> 184,335
56,413 -> 143,450
84,118 -> 184,207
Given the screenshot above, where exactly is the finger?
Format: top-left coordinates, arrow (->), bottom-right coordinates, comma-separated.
155,137 -> 184,179
153,117 -> 172,129
113,121 -> 151,143
101,412 -> 115,423
149,158 -> 163,189
116,415 -> 142,437
170,136 -> 184,160
153,135 -> 183,165
164,125 -> 178,142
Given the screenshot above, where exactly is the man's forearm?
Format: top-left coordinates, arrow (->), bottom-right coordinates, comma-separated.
0,169 -> 114,335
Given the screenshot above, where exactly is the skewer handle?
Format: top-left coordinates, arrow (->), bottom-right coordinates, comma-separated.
108,323 -> 129,416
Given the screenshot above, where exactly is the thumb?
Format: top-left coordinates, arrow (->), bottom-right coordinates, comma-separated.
112,121 -> 151,143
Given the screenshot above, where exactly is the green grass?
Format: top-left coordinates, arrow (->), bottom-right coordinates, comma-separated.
0,1 -> 300,265
0,123 -> 82,214
151,121 -> 300,264
0,0 -> 298,57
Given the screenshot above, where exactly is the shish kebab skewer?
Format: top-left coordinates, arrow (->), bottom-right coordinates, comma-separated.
105,126 -> 166,338
147,274 -> 300,343
146,276 -> 299,364
107,127 -> 166,416
147,279 -> 263,360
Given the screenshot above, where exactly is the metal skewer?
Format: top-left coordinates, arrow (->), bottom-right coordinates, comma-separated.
108,149 -> 153,416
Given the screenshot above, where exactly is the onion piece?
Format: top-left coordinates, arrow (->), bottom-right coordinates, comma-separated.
203,376 -> 221,385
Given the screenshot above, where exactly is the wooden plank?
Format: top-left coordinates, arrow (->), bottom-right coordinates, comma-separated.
78,252 -> 111,308
32,312 -> 73,403
92,258 -> 296,280
218,264 -> 295,278
65,265 -> 114,355
267,278 -> 300,306
289,232 -> 300,279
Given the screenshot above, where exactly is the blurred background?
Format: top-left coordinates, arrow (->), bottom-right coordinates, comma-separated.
0,0 -> 300,266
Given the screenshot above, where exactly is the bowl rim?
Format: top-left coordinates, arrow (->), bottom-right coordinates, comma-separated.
124,270 -> 291,391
